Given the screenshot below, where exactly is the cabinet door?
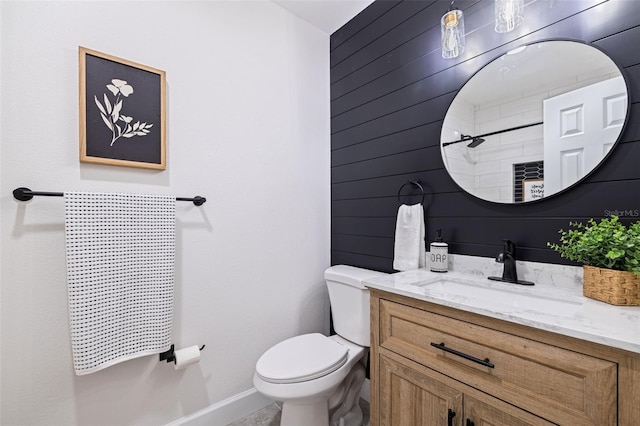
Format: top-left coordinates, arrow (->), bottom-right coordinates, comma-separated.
464,395 -> 554,426
379,354 -> 463,426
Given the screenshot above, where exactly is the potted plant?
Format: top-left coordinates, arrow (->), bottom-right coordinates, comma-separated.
548,216 -> 640,305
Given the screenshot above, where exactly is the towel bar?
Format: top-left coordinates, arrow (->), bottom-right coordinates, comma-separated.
12,187 -> 206,206
397,180 -> 425,205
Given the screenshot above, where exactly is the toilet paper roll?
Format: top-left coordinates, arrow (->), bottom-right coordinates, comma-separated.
173,345 -> 201,370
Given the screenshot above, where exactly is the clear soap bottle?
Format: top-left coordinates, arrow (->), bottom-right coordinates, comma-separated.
430,229 -> 448,273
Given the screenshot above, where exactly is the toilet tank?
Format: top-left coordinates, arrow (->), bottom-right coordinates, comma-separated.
324,265 -> 387,347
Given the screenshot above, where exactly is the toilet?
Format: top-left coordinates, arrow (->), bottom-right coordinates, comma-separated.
253,265 -> 386,426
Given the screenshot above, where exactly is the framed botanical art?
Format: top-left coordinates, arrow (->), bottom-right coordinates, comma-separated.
79,47 -> 166,170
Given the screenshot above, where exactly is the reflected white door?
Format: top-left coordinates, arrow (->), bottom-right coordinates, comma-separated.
543,76 -> 627,196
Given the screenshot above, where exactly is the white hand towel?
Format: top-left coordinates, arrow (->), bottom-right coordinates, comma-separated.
64,192 -> 175,375
393,203 -> 425,271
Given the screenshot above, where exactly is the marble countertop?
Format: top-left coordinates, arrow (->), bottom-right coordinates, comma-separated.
364,267 -> 640,354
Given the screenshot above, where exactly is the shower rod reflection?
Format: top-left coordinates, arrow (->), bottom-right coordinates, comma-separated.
442,121 -> 543,148
12,187 -> 207,206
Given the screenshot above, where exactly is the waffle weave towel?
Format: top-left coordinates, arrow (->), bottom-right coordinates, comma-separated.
64,192 -> 175,375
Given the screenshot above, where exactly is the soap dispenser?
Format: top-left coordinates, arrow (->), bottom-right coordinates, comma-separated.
430,229 -> 448,273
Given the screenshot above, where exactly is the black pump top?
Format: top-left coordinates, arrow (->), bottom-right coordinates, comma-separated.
435,229 -> 444,242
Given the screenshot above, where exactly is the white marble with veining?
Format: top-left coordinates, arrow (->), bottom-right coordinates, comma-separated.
364,256 -> 640,354
447,253 -> 584,290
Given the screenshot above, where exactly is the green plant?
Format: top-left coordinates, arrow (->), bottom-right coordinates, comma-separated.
548,216 -> 640,273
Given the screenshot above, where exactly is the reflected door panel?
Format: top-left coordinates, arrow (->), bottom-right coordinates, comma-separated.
543,76 -> 626,196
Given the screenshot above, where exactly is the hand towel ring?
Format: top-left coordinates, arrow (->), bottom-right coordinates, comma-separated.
397,180 -> 425,205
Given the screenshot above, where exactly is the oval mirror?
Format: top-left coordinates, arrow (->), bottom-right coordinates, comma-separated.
440,40 -> 628,204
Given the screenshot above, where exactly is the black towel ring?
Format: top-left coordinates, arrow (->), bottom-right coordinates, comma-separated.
397,180 -> 425,205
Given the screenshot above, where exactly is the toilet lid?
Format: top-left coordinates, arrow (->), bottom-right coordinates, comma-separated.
256,333 -> 349,384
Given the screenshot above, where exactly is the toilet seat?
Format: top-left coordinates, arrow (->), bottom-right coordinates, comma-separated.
256,333 -> 349,384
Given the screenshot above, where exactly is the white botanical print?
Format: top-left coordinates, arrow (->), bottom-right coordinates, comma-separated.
94,79 -> 154,146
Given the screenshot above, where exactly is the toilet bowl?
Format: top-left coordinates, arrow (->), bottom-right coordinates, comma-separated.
254,334 -> 366,425
253,265 -> 386,426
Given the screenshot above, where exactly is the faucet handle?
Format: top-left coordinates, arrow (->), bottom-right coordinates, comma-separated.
489,239 -> 534,285
502,239 -> 515,253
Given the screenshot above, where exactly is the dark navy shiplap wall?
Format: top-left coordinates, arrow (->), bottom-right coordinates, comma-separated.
330,0 -> 640,273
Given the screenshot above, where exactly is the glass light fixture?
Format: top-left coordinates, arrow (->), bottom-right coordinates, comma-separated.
441,5 -> 465,59
495,0 -> 524,33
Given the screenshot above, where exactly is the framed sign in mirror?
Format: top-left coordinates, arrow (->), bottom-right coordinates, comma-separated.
79,47 -> 166,170
440,40 -> 629,204
523,179 -> 544,202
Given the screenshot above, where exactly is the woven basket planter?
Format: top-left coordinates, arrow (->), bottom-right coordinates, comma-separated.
583,265 -> 640,306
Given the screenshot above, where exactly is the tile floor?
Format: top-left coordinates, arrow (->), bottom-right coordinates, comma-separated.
228,399 -> 370,426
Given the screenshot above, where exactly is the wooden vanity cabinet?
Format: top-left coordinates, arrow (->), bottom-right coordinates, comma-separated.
370,289 -> 640,425
379,352 -> 552,426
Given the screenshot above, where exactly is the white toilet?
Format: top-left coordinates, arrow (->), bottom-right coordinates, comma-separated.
253,265 -> 386,426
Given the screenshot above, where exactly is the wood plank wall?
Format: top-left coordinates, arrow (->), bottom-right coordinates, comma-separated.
330,0 -> 640,273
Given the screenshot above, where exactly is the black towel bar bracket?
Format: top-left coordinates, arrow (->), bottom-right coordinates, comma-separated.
159,344 -> 206,363
12,187 -> 206,206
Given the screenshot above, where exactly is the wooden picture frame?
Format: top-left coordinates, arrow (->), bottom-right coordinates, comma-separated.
79,47 -> 166,170
523,178 -> 545,201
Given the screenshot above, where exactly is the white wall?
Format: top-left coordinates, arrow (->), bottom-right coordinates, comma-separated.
0,1 -> 331,425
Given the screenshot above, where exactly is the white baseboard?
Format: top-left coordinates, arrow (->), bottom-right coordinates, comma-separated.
166,388 -> 274,426
166,379 -> 370,426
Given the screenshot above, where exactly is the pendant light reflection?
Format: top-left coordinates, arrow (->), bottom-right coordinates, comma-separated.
441,5 -> 465,59
495,0 -> 524,33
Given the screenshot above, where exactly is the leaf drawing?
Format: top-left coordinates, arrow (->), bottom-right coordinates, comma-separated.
94,96 -> 107,116
111,100 -> 122,121
100,113 -> 113,131
93,79 -> 154,146
103,93 -> 112,114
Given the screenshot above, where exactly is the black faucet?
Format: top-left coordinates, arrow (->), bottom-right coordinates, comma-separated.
488,240 -> 534,286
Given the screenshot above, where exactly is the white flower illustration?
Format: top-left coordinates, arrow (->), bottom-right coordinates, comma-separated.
94,79 -> 153,146
106,79 -> 134,97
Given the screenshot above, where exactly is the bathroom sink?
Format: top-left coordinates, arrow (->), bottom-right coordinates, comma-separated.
414,277 -> 583,318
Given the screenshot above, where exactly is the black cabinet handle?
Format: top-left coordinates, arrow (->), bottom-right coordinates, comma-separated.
466,419 -> 475,426
431,342 -> 495,368
448,408 -> 456,426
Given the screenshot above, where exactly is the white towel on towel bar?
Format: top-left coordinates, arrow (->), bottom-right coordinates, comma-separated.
64,192 -> 175,375
393,203 -> 425,271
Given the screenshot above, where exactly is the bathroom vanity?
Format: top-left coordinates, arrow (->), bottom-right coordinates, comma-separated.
364,269 -> 640,425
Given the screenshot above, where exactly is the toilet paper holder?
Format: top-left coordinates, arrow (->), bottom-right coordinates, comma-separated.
159,344 -> 205,363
